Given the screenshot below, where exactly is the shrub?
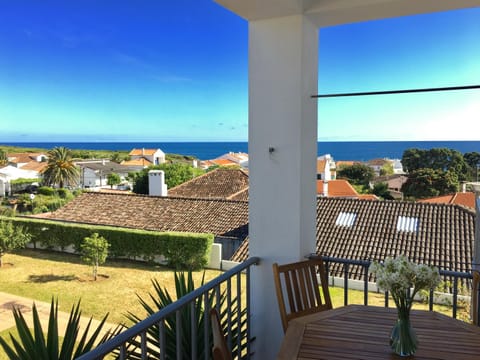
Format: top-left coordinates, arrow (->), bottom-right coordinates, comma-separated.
37,186 -> 56,196
1,216 -> 214,270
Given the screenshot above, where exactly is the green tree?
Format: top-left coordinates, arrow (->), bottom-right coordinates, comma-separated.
80,233 -> 110,281
401,168 -> 459,199
372,182 -> 394,200
401,148 -> 468,181
107,173 -> 121,189
0,221 -> 31,267
43,147 -> 80,188
109,152 -> 122,163
464,152 -> 480,181
132,163 -> 204,194
337,163 -> 375,186
379,163 -> 394,176
0,149 -> 7,166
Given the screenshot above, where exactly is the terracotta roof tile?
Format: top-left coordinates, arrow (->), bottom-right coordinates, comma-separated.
211,159 -> 237,166
169,168 -> 249,200
230,237 -> 249,262
19,162 -> 48,172
230,198 -> 475,279
419,192 -> 475,210
120,158 -> 152,166
317,159 -> 327,173
317,180 -> 359,198
45,192 -> 248,240
129,149 -> 158,156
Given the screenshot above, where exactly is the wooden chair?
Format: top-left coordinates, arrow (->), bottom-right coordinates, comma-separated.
210,308 -> 233,360
472,271 -> 480,325
273,258 -> 333,333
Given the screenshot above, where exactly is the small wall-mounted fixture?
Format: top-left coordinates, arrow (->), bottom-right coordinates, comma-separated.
268,147 -> 275,154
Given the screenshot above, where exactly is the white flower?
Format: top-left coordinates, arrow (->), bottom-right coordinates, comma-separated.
369,255 -> 441,311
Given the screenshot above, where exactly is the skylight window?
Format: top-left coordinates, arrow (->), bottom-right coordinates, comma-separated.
335,212 -> 357,227
396,216 -> 419,233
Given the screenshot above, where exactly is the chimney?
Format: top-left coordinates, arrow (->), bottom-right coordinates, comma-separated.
462,183 -> 466,193
148,170 -> 168,196
102,159 -> 106,166
323,181 -> 328,197
142,148 -> 145,156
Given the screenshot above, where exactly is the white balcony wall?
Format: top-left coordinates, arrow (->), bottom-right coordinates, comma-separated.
249,14 -> 318,358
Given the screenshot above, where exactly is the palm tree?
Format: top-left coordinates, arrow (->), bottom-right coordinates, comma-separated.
42,147 -> 80,188
0,149 -> 8,166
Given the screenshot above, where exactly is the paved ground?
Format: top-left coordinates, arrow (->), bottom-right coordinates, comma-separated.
0,291 -> 116,337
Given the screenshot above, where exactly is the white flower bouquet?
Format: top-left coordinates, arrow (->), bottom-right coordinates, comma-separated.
369,255 -> 441,356
369,255 -> 441,310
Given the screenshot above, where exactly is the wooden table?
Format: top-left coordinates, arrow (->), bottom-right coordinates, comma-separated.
277,305 -> 480,360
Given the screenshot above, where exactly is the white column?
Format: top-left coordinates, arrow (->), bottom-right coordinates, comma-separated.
248,15 -> 318,358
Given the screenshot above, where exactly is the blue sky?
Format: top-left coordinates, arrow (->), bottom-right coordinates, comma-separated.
1,2 -> 479,142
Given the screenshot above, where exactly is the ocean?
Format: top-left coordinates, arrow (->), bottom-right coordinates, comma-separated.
1,141 -> 479,161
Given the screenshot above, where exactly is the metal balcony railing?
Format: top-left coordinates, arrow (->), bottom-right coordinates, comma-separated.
78,254 -> 477,360
309,254 -> 475,320
77,256 -> 260,360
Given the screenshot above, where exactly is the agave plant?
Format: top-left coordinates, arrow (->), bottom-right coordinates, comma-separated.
124,271 -> 253,359
0,298 -> 121,360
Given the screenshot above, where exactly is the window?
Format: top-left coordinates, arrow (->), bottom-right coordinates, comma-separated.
335,212 -> 357,227
396,216 -> 419,233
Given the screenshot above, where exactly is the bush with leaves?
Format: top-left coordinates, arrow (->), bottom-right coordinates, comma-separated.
0,220 -> 31,267
124,272 -> 253,359
81,233 -> 110,281
0,298 -> 120,360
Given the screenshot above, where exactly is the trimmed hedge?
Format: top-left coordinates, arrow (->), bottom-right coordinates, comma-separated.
2,216 -> 213,270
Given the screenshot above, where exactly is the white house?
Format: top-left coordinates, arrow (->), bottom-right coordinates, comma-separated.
0,165 -> 41,196
216,152 -> 249,168
125,148 -> 166,166
317,154 -> 336,180
77,160 -> 140,189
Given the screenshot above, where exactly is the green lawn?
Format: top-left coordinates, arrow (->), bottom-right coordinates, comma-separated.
0,249 -> 222,325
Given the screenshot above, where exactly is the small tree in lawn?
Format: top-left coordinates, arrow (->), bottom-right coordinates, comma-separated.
80,233 -> 109,280
0,221 -> 31,267
107,172 -> 121,189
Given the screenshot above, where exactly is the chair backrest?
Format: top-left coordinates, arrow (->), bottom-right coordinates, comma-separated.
210,308 -> 233,360
472,271 -> 480,325
273,258 -> 332,332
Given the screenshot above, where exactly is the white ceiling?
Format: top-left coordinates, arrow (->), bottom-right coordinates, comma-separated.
214,0 -> 480,27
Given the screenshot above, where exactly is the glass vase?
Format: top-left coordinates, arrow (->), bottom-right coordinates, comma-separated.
390,309 -> 418,357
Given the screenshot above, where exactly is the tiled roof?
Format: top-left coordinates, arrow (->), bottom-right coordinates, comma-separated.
79,161 -> 140,174
228,188 -> 249,201
120,158 -> 152,166
168,168 -> 249,200
317,180 -> 359,198
230,198 -> 475,278
419,192 -> 475,210
368,158 -> 389,166
316,198 -> 474,279
211,159 -> 238,166
45,192 -> 248,240
19,162 -> 48,172
7,152 -> 45,163
230,237 -> 249,262
336,161 -> 357,168
357,194 -> 379,200
317,159 -> 327,173
129,149 -> 159,156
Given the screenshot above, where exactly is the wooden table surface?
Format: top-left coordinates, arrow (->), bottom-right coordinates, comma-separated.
277,305 -> 480,360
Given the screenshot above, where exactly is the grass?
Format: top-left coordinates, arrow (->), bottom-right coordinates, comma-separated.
0,249 -> 222,326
